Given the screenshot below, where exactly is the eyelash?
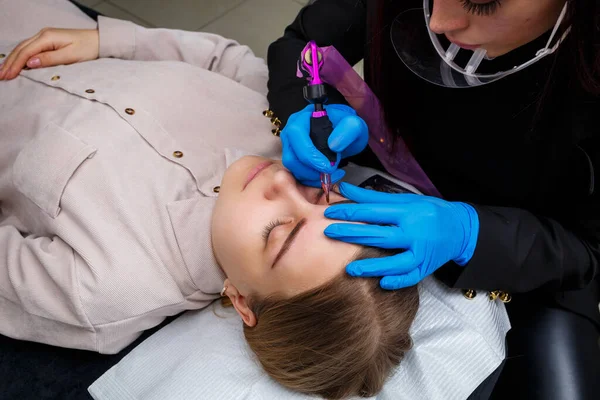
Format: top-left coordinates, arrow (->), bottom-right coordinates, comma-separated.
262,219 -> 286,242
460,0 -> 501,16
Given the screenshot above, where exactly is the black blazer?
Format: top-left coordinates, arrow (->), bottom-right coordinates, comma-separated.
266,0 -> 600,327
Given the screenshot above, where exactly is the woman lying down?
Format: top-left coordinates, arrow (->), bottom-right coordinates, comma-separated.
0,2 -> 505,399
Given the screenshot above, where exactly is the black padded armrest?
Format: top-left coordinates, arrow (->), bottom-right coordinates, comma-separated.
491,306 -> 600,399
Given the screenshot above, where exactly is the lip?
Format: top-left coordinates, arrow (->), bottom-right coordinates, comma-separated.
243,160 -> 274,190
447,37 -> 481,51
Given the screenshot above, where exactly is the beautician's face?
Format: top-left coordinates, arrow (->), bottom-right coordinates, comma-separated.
429,0 -> 567,57
211,156 -> 361,298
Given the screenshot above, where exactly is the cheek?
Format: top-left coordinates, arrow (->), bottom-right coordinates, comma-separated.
488,2 -> 554,41
213,205 -> 268,282
213,201 -> 247,268
474,16 -> 516,43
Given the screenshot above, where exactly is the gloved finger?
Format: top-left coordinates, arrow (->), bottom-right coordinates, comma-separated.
283,154 -> 322,182
284,114 -> 338,173
330,169 -> 346,183
281,131 -> 322,182
338,182 -> 421,204
322,103 -> 358,125
328,115 -> 368,154
284,129 -> 346,186
339,120 -> 369,159
324,203 -> 412,224
345,251 -> 417,277
300,169 -> 346,188
324,223 -> 411,249
380,269 -> 423,290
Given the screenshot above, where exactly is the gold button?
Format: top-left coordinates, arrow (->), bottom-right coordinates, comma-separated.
488,291 -> 500,301
498,292 -> 512,303
462,289 -> 477,300
0,54 -> 5,59
379,138 -> 385,143
263,109 -> 274,118
173,151 -> 184,158
271,128 -> 281,137
51,75 -> 60,81
270,117 -> 281,127
213,186 -> 220,193
85,89 -> 95,94
125,108 -> 135,115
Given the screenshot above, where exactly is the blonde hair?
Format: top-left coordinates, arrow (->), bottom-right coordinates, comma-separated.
242,247 -> 420,399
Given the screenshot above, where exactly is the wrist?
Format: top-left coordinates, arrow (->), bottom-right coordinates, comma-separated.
452,202 -> 480,266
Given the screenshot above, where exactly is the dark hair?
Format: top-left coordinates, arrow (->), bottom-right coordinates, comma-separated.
366,0 -> 600,143
242,247 -> 420,399
567,0 -> 600,94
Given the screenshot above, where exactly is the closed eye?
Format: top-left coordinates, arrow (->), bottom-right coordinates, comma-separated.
460,0 -> 501,16
262,219 -> 286,243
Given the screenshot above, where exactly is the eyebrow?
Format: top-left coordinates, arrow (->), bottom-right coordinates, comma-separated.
272,218 -> 308,268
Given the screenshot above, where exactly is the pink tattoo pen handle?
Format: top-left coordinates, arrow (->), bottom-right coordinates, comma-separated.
301,41 -> 336,201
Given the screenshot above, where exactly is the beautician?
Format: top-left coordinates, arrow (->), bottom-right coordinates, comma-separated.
266,0 -> 600,396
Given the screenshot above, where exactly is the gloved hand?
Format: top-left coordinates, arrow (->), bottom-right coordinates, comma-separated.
323,182 -> 480,289
280,104 -> 368,187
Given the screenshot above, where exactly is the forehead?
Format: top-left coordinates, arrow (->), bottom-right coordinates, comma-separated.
275,217 -> 360,296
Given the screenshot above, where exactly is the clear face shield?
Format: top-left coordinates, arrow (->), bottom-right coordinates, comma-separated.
391,0 -> 571,88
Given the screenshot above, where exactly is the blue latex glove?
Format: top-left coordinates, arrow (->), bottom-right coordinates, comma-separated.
323,182 -> 480,289
280,104 -> 368,187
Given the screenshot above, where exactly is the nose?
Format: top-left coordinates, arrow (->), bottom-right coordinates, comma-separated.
428,0 -> 470,35
266,169 -> 308,205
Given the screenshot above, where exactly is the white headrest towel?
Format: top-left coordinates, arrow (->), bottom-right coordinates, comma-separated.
88,276 -> 510,400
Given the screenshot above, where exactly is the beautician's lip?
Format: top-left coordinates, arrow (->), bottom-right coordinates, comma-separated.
243,160 -> 274,190
448,37 -> 481,50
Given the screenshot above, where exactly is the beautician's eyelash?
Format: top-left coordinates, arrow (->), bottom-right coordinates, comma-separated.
262,219 -> 286,242
460,0 -> 501,16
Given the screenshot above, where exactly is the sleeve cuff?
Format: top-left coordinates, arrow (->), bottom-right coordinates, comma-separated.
98,16 -> 137,60
434,205 -> 500,290
436,205 -> 518,291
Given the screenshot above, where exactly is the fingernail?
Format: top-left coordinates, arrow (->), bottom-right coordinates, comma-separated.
337,182 -> 350,195
27,58 -> 41,68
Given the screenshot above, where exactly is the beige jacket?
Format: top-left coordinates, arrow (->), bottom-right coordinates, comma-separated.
0,0 -> 281,354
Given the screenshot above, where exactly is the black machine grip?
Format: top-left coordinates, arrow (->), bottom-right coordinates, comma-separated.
303,84 -> 328,104
310,114 -> 337,163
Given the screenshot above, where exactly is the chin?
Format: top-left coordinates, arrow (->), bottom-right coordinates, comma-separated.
484,44 -> 516,59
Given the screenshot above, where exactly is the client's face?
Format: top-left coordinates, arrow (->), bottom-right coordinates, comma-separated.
212,156 -> 361,299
